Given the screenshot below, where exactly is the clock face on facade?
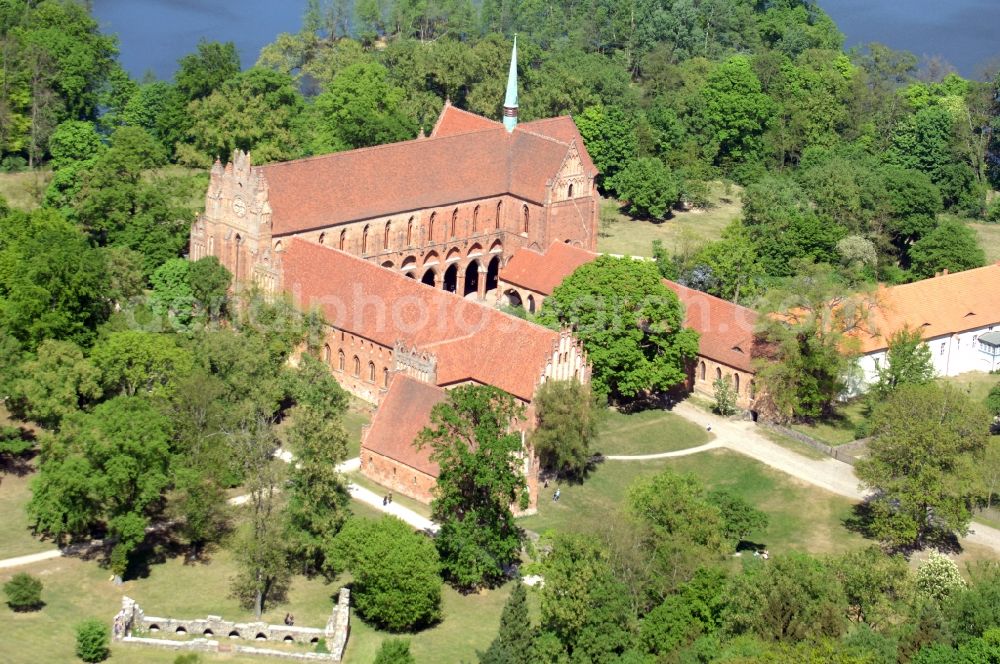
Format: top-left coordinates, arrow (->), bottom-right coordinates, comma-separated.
232,196 -> 247,217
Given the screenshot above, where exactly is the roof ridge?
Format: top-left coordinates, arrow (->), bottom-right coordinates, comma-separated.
258,126 -> 504,171
288,237 -> 560,339
513,125 -> 573,147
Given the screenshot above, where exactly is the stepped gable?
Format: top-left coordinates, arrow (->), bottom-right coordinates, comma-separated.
430,101 -> 501,137
364,374 -> 446,476
856,263 -> 1000,353
501,242 -> 597,294
518,116 -> 598,175
663,281 -> 758,373
282,238 -> 561,401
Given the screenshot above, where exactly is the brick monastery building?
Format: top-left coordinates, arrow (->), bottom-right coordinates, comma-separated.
190,41 -> 596,510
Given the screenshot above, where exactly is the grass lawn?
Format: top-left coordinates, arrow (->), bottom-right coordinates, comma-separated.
0,468 -> 52,559
969,220 -> 1000,263
343,399 -> 373,460
789,399 -> 869,446
594,407 -> 711,456
596,182 -> 742,258
939,371 -> 1000,404
522,448 -> 867,557
0,170 -> 50,211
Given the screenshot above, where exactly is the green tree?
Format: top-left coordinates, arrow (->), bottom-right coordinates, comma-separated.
754,262 -> 866,421
706,489 -> 768,548
538,533 -> 634,662
284,404 -> 350,574
150,258 -> 195,330
7,339 -> 101,428
628,470 -> 727,594
871,327 -> 935,399
610,157 -> 681,219
692,220 -> 766,305
47,120 -> 104,169
832,546 -> 911,629
480,581 -> 534,664
309,61 -> 416,153
331,516 -> 442,631
724,553 -> 846,642
75,618 -> 110,663
856,383 -> 991,548
174,40 -> 241,101
418,385 -> 527,589
188,256 -> 232,321
100,246 -> 147,308
531,379 -> 599,480
696,55 -> 775,169
28,396 -> 173,577
538,256 -> 699,400
907,219 -> 986,279
180,68 -> 304,166
947,564 -> 1000,643
0,208 -> 109,349
90,331 -> 194,398
3,572 -> 43,611
228,412 -> 290,619
374,638 -> 416,664
575,105 -> 638,186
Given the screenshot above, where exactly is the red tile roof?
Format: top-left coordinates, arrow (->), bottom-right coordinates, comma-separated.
519,116 -> 598,176
257,108 -> 596,236
430,102 -> 501,137
362,374 -> 446,476
663,282 -> 759,373
282,238 -> 561,401
853,263 -> 1000,353
501,242 -> 597,294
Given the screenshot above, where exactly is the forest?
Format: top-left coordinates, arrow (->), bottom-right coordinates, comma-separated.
1,1 -> 1000,663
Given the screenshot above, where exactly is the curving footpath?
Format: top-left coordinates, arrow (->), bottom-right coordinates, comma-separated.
607,401 -> 1000,555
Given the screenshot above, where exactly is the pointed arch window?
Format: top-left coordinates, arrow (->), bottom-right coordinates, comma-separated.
353,356 -> 360,376
384,221 -> 391,250
522,205 -> 529,234
495,201 -> 502,229
318,232 -> 326,245
323,344 -> 331,364
362,225 -> 369,254
383,367 -> 389,387
339,230 -> 346,250
568,183 -> 574,198
734,373 -> 740,394
429,213 -> 436,242
473,206 -> 479,233
338,350 -> 345,371
407,217 -> 414,246
451,208 -> 458,237
368,362 -> 375,382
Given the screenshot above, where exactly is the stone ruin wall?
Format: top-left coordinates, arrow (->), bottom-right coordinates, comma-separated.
113,588 -> 350,662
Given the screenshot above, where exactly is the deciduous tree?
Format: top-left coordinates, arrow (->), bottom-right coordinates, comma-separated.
330,516 -> 442,632
418,385 -> 527,589
531,379 -> 599,480
538,256 -> 699,400
856,383 -> 990,548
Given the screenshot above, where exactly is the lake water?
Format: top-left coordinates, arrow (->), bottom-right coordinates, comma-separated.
93,0 -> 998,80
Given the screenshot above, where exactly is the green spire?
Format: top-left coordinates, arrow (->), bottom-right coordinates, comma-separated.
503,35 -> 518,132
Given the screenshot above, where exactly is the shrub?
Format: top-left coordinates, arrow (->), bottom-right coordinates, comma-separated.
915,551 -> 966,602
75,618 -> 110,662
3,573 -> 43,611
987,198 -> 1000,223
373,638 -> 415,664
713,377 -> 738,416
